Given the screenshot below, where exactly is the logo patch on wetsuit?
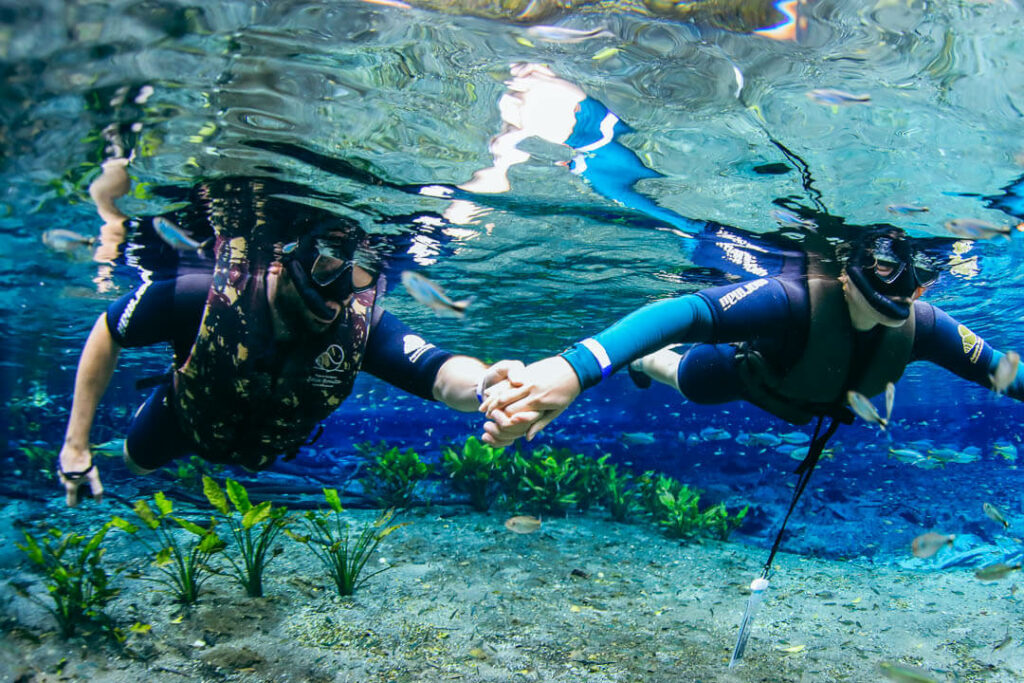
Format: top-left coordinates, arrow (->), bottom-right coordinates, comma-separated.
311,344 -> 346,389
403,334 -> 435,363
718,278 -> 769,312
957,324 -> 983,364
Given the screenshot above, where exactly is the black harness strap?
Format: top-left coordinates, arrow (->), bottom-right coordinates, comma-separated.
760,414 -> 842,578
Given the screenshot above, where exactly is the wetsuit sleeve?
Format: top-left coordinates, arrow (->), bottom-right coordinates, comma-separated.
361,310 -> 454,401
105,274 -> 209,358
559,277 -> 799,389
913,301 -> 1024,398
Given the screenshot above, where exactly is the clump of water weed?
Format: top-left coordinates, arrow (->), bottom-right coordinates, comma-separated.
202,476 -> 289,598
289,488 -> 406,596
125,491 -> 225,604
441,436 -> 505,511
356,441 -> 432,508
16,520 -> 125,638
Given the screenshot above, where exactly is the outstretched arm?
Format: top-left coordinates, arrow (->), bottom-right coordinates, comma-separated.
59,313 -> 121,506
482,293 -> 718,440
914,302 -> 1024,398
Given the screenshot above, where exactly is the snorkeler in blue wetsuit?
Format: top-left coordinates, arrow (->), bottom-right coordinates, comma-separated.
480,228 -> 1024,440
57,163 -> 536,507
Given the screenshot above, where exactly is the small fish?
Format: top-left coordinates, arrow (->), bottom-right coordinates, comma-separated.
992,634 -> 1013,651
41,228 -> 96,253
771,208 -> 817,230
886,204 -> 930,215
620,431 -> 656,446
993,442 -> 1018,461
944,218 -> 1012,241
983,502 -> 1010,529
807,89 -> 871,106
152,216 -> 210,253
524,25 -> 614,43
989,351 -> 1019,394
699,426 -> 732,441
974,562 -> 1022,581
911,531 -> 954,559
877,662 -> 939,683
884,382 -> 895,424
847,390 -> 887,430
401,270 -> 473,317
778,431 -> 810,445
505,515 -> 542,534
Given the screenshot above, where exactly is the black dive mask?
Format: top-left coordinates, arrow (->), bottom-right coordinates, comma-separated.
281,231 -> 374,322
846,234 -> 938,321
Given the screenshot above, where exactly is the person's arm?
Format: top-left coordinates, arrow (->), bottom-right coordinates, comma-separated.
480,293 -> 717,440
361,311 -> 538,445
913,301 -> 1024,397
59,314 -> 121,506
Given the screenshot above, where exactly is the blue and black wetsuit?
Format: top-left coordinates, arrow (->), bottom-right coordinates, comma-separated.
560,275 -> 1023,420
106,274 -> 454,469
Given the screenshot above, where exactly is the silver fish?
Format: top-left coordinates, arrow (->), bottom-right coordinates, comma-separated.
983,502 -> 1009,529
944,218 -> 1012,241
807,89 -> 871,106
847,390 -> 887,429
401,270 -> 473,317
884,382 -> 895,424
990,351 -> 1019,394
42,228 -> 95,253
153,216 -> 208,252
886,204 -> 930,215
620,431 -> 656,445
524,25 -> 614,43
771,209 -> 817,230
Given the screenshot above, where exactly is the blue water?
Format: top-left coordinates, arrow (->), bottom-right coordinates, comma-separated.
3,0 -> 1024,566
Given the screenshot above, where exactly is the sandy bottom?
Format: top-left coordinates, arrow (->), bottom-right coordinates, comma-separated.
2,500 -> 1023,683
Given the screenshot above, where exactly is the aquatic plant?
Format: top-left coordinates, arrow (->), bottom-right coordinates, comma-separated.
16,443 -> 57,484
356,441 -> 432,508
568,452 -> 608,512
202,476 -> 288,598
652,485 -> 748,541
599,460 -> 639,523
170,455 -> 224,492
126,491 -> 225,604
288,488 -> 406,596
441,436 -> 504,511
518,446 -> 579,514
16,520 -> 123,638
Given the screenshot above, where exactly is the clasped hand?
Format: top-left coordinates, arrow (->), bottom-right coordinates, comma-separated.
479,355 -> 582,445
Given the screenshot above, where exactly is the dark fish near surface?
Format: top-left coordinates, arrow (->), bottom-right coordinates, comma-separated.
807,88 -> 871,105
886,204 -> 929,215
944,218 -> 1012,240
401,270 -> 473,317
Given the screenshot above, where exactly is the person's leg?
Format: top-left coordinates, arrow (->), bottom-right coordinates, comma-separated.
630,346 -> 686,390
124,383 -> 192,474
675,343 -> 745,404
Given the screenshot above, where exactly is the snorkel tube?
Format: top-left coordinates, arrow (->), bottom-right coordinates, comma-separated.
844,231 -> 920,321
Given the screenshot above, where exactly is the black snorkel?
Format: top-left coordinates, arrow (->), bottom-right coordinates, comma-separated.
845,231 -> 929,321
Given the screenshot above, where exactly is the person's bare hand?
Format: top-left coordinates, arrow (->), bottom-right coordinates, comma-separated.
58,444 -> 103,507
480,356 -> 581,441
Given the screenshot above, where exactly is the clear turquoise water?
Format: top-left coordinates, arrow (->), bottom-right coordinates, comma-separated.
2,0 -> 1024,563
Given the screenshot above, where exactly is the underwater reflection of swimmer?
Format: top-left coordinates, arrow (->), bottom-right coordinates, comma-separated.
460,62 -> 701,236
57,162 -> 537,506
